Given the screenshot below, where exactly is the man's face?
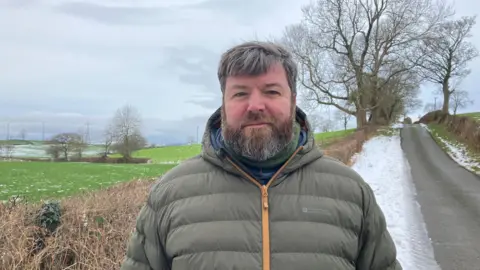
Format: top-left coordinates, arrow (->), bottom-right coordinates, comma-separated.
221,63 -> 296,161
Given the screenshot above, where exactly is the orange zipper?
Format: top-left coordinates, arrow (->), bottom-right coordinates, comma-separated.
226,146 -> 303,270
261,185 -> 270,270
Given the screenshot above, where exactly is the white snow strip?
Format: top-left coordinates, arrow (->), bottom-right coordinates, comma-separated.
351,135 -> 440,270
423,125 -> 480,174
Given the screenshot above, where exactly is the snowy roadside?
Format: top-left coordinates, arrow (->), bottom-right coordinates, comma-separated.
421,123 -> 480,174
351,134 -> 440,269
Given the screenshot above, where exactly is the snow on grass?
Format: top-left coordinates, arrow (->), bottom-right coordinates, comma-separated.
423,124 -> 480,174
9,144 -> 103,158
351,135 -> 440,269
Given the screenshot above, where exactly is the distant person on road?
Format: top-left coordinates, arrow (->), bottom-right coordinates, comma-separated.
120,41 -> 402,270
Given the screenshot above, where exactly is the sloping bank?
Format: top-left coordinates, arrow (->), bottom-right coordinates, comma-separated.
321,125 -> 378,165
416,110 -> 480,174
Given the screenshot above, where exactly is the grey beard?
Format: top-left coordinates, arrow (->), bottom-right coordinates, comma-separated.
220,105 -> 295,162
224,132 -> 286,161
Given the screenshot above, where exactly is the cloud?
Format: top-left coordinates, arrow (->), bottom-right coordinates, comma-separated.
53,1 -> 208,26
0,0 -> 478,145
158,46 -> 222,110
0,0 -> 312,144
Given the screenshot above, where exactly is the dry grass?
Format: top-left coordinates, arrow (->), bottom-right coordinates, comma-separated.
0,179 -> 156,270
323,125 -> 379,165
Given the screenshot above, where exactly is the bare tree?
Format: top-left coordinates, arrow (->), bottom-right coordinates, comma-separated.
450,89 -> 473,115
417,15 -> 478,113
5,144 -> 14,159
46,132 -> 85,160
281,0 -> 450,128
319,118 -> 335,133
73,137 -> 87,159
368,70 -> 423,124
74,126 -> 88,159
46,144 -> 61,160
334,109 -> 352,130
102,123 -> 115,158
109,104 -> 147,160
304,111 -> 321,133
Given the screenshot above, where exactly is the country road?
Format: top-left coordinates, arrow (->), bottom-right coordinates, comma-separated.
400,124 -> 480,270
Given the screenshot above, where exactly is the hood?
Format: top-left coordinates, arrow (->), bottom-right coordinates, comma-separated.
200,106 -> 324,179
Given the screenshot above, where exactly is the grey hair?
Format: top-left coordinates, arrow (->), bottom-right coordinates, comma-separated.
217,41 -> 298,94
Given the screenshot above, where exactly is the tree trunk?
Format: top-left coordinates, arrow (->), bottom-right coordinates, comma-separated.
442,82 -> 450,114
368,107 -> 390,126
356,109 -> 367,128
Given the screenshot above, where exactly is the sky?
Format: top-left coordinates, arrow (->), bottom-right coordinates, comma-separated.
0,0 -> 479,145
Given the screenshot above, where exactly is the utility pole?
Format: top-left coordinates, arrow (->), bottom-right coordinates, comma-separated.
85,121 -> 90,144
434,97 -> 438,110
196,126 -> 199,144
42,122 -> 45,141
6,122 -> 9,140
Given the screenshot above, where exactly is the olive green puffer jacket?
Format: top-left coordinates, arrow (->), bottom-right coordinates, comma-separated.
120,107 -> 402,270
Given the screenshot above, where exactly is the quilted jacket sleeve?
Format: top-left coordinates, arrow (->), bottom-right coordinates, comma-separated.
356,183 -> 402,270
120,201 -> 169,270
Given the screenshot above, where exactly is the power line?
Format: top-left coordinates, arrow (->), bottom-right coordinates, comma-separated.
6,122 -> 9,140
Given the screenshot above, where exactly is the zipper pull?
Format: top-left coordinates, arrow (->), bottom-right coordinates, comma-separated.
262,186 -> 268,209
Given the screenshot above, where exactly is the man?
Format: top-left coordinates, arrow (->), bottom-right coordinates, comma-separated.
120,41 -> 402,270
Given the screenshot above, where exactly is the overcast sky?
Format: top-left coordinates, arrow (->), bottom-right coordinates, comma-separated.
1,0 -> 479,145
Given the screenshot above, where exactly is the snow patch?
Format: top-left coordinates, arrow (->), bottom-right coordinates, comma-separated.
423,125 -> 480,174
156,160 -> 180,164
351,135 -> 440,269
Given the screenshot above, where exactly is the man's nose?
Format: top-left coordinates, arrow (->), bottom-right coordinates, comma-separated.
246,90 -> 266,112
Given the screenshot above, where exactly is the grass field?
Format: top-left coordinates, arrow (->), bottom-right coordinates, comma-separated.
459,112 -> 480,121
0,162 -> 175,202
1,129 -> 356,203
123,144 -> 202,163
0,139 -> 44,145
314,128 -> 355,146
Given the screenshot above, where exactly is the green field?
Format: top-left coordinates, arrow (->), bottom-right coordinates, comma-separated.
119,144 -> 202,163
459,112 -> 480,121
0,139 -> 44,145
0,162 -> 175,202
314,128 -> 355,146
1,129 -> 356,203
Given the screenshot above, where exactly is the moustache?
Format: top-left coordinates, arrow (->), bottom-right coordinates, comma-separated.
240,112 -> 274,128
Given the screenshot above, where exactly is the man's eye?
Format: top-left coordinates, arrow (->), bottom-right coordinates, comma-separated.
266,90 -> 280,95
233,92 -> 247,97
